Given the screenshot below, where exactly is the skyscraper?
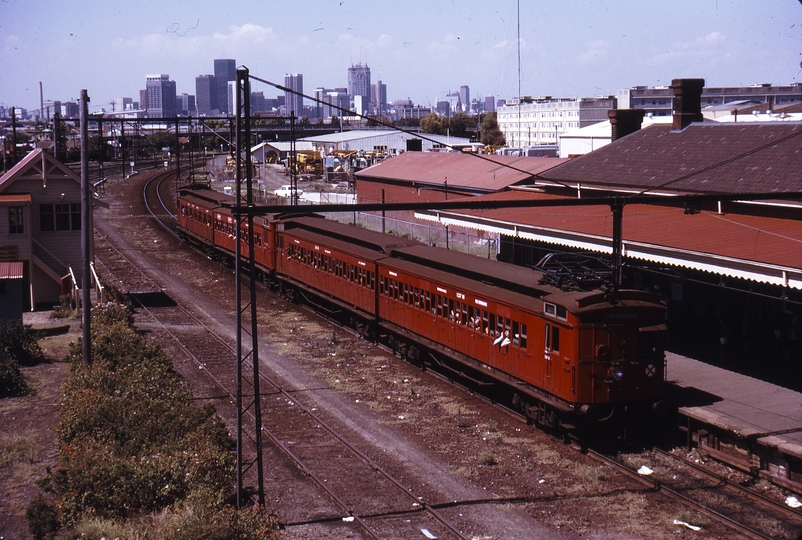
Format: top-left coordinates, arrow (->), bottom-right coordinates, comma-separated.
371,80 -> 387,117
347,63 -> 371,115
214,59 -> 236,114
459,85 -> 470,113
145,74 -> 177,118
284,73 -> 304,117
195,74 -> 217,115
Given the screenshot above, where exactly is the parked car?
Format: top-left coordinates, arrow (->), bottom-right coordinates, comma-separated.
274,185 -> 303,198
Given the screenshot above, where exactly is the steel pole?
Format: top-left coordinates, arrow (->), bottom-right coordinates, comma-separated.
80,90 -> 91,365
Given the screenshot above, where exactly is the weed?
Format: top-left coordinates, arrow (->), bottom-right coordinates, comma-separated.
0,433 -> 38,467
478,451 -> 497,466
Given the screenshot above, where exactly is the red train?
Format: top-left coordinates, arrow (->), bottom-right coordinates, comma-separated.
177,187 -> 668,432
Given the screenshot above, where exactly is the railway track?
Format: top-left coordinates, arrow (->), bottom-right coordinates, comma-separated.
94,169 -> 473,539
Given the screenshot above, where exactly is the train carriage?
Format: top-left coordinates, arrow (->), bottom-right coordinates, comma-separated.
176,187 -> 668,432
277,226 -> 382,317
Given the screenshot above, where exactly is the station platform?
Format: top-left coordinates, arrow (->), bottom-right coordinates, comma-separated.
666,351 -> 802,485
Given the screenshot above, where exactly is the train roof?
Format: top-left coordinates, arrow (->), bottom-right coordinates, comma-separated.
282,216 -> 419,256
283,226 -> 393,263
380,256 -> 549,314
178,187 -> 235,208
391,245 -> 558,298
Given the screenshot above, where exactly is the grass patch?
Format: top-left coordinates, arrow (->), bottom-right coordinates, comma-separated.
478,451 -> 497,466
0,433 -> 38,467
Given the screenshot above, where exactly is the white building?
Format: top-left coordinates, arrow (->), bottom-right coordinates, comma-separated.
497,96 -> 615,148
301,130 -> 471,156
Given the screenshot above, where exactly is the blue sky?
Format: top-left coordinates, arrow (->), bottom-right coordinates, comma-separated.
1,0 -> 800,113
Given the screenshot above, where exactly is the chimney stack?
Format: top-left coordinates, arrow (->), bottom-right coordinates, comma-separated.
671,78 -> 705,130
608,109 -> 646,141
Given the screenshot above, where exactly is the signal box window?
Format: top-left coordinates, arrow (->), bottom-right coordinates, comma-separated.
9,206 -> 24,234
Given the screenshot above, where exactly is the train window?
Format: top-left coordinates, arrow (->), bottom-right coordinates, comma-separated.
461,303 -> 468,325
544,302 -> 568,321
520,324 -> 527,349
425,291 -> 431,312
481,310 -> 489,333
436,295 -> 444,318
488,313 -> 496,335
552,327 -> 560,352
545,324 -> 550,350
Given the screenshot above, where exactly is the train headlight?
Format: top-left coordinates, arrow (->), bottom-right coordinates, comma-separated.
610,367 -> 624,381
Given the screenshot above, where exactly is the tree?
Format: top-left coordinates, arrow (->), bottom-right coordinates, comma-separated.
366,116 -> 392,128
395,117 -> 421,128
480,112 -> 506,147
449,112 -> 474,139
420,113 -> 449,135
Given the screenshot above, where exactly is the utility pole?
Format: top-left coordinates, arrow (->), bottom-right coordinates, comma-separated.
80,89 -> 92,365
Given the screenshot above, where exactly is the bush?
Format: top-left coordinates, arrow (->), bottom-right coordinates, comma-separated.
49,311 -> 240,528
26,493 -> 58,539
0,319 -> 44,366
0,353 -> 31,398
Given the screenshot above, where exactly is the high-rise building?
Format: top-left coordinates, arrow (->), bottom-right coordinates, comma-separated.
145,74 -> 177,118
484,95 -> 496,113
347,63 -> 371,115
459,85 -> 470,113
195,75 -> 217,115
284,73 -> 304,117
178,93 -> 195,116
313,87 -> 348,120
371,80 -> 387,116
214,59 -> 236,114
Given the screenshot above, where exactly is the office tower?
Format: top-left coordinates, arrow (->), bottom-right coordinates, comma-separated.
371,80 -> 387,116
284,73 -> 304,117
214,59 -> 236,114
459,85 -> 470,113
145,74 -> 177,118
196,74 -> 217,115
178,93 -> 195,116
484,95 -> 496,113
112,97 -> 133,113
250,92 -> 266,114
347,63 -> 371,115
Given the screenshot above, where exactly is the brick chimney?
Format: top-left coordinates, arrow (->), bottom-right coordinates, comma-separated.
671,78 -> 705,130
608,109 -> 646,141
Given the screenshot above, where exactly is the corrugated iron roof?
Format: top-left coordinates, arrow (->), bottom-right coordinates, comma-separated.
417,190 -> 802,288
538,122 -> 802,194
356,152 -> 569,192
0,262 -> 24,280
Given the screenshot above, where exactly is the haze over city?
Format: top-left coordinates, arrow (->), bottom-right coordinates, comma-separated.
1,0 -> 800,113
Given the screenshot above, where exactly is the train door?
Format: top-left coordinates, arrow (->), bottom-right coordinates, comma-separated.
543,322 -> 560,394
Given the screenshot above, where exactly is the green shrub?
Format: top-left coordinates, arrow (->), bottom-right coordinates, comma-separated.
0,319 -> 44,366
26,493 -> 58,539
91,301 -> 134,328
52,317 -> 236,525
0,353 -> 31,398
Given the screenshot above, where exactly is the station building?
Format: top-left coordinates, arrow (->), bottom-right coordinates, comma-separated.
356,78 -> 802,378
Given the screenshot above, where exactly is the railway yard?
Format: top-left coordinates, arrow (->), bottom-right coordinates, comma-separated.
3,166 -> 802,539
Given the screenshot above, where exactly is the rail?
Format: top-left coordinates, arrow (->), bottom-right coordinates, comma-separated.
68,266 -> 80,311
90,262 -> 104,304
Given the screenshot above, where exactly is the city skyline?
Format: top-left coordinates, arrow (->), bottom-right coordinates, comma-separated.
1,0 -> 799,113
